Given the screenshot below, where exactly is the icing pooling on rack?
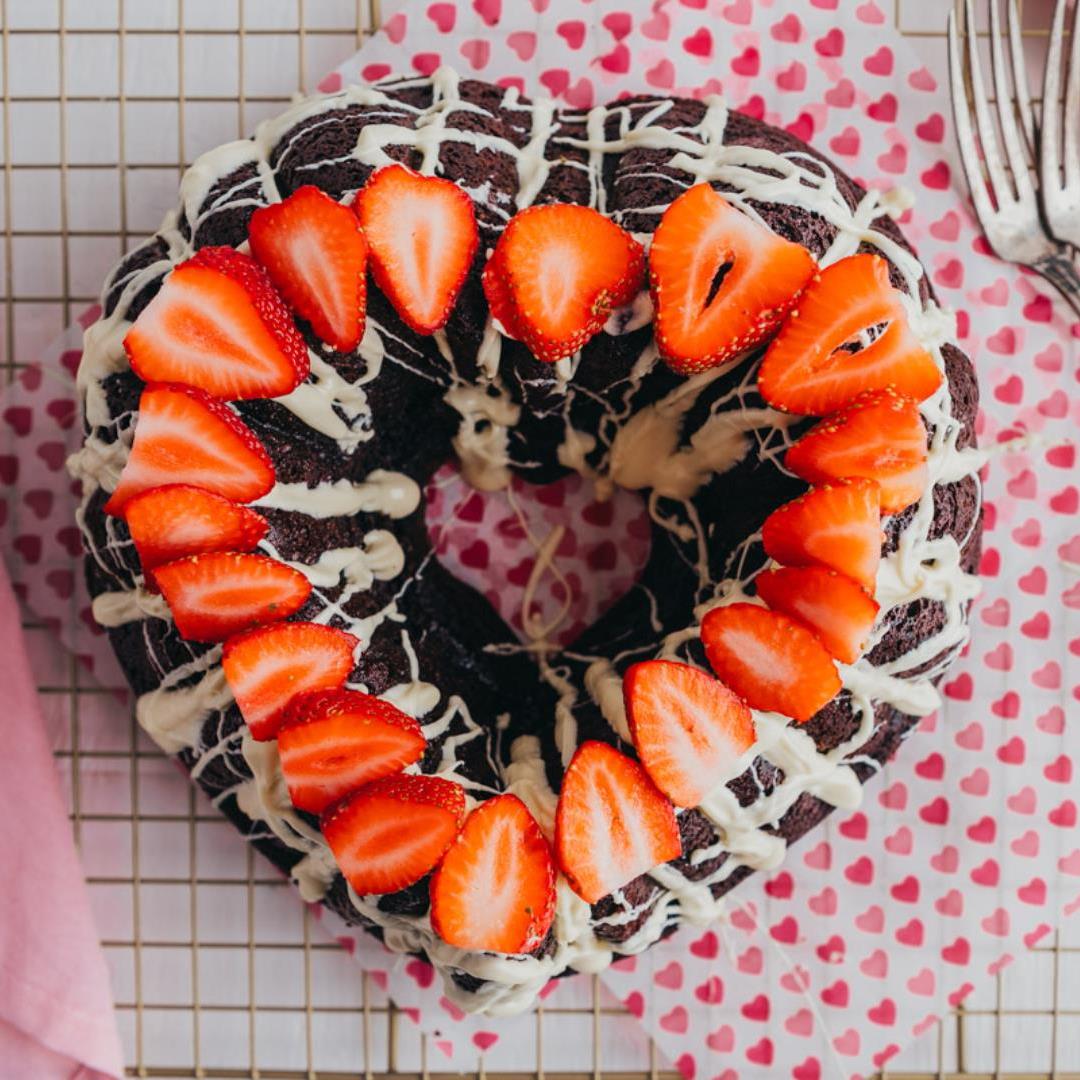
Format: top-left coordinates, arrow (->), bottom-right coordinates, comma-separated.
70,69 -> 982,1016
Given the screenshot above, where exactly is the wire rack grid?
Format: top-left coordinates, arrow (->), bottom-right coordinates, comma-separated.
3,1 -> 1078,1077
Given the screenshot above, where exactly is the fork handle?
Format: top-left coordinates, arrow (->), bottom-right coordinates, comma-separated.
1033,252 -> 1080,319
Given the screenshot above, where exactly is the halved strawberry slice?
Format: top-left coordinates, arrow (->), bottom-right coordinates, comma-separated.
151,552 -> 311,643
124,246 -> 309,400
277,689 -> 425,814
249,186 -> 368,352
624,659 -> 756,808
430,794 -> 556,953
353,164 -> 478,334
758,253 -> 942,415
785,389 -> 929,513
124,484 -> 268,574
321,773 -> 466,896
554,741 -> 681,904
700,603 -> 841,723
104,383 -> 275,516
649,184 -> 817,375
482,204 -> 645,363
761,479 -> 883,591
755,565 -> 879,665
222,621 -> 358,740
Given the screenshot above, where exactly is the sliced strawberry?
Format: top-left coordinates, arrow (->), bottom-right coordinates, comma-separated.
321,773 -> 466,896
554,741 -> 681,904
430,794 -> 556,953
124,485 -> 268,574
755,566 -> 879,665
124,246 -> 309,400
650,184 -> 817,375
104,383 -> 275,516
761,479 -> 883,591
758,253 -> 942,415
624,659 -> 756,808
277,689 -> 425,814
483,203 -> 645,363
222,621 -> 358,740
785,388 -> 929,513
249,186 -> 368,352
151,552 -> 311,643
354,164 -> 478,334
700,603 -> 841,723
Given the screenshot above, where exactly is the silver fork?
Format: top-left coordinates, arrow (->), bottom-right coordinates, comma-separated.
948,0 -> 1080,316
1040,0 -> 1080,247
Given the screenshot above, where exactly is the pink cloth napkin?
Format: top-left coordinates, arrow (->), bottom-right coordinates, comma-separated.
0,559 -> 123,1080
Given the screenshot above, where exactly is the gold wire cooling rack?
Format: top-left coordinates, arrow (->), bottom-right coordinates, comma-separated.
5,1 -> 1078,1076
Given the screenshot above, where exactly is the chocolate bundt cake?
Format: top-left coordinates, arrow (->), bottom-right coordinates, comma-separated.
70,70 -> 982,1014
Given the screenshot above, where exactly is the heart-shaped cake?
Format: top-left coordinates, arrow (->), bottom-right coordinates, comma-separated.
70,70 -> 982,1015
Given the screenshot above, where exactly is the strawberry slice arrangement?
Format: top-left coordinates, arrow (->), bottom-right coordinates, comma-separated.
430,793 -> 557,953
482,204 -> 645,363
755,565 -> 879,666
555,741 -> 682,904
249,185 -> 369,352
606,212 -> 940,905
124,247 -> 310,400
354,164 -> 479,334
624,659 -> 754,808
103,383 -> 276,515
123,484 -> 268,575
649,184 -> 817,374
700,603 -> 843,722
151,552 -> 312,643
322,774 -> 466,895
758,253 -> 942,415
277,689 -> 425,814
785,388 -> 930,513
761,479 -> 883,590
99,167 -> 946,950
222,622 -> 359,741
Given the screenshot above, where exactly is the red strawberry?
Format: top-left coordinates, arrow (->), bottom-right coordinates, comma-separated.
430,794 -> 556,953
755,566 -> 879,664
151,552 -> 311,643
785,389 -> 929,513
249,186 -> 368,352
123,484 -> 268,574
650,184 -> 817,374
700,603 -> 841,723
104,383 -> 275,516
222,621 -> 358,740
624,660 -> 756,807
353,164 -> 478,334
124,246 -> 309,400
761,479 -> 883,590
554,741 -> 681,904
482,204 -> 645,363
759,253 -> 942,415
321,773 -> 466,895
277,689 -> 425,814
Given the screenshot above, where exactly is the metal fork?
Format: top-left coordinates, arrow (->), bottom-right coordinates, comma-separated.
948,0 -> 1080,316
1040,0 -> 1080,247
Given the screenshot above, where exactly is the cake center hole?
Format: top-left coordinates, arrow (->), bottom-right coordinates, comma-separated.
424,461 -> 651,649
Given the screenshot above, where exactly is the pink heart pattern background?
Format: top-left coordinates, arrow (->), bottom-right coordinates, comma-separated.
2,0 -> 1079,1075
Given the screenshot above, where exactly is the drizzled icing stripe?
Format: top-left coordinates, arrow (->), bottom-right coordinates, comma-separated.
69,69 -> 983,1016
